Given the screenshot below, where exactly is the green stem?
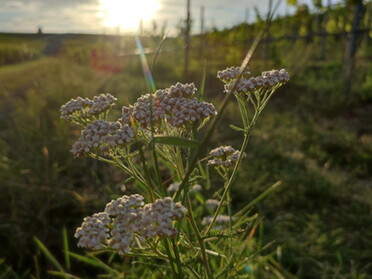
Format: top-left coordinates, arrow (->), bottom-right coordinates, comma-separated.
163,238 -> 181,278
186,196 -> 213,279
205,104 -> 260,235
174,27 -> 267,202
131,123 -> 156,202
205,85 -> 281,234
227,189 -> 232,277
171,238 -> 183,278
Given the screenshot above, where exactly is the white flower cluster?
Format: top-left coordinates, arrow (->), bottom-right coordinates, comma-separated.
166,97 -> 216,127
121,93 -> 165,127
140,197 -> 186,238
60,97 -> 93,120
205,199 -> 220,211
201,215 -> 231,226
105,194 -> 145,215
167,182 -> 202,193
60,93 -> 117,121
208,145 -> 246,168
217,66 -> 251,83
74,212 -> 110,250
74,194 -> 186,255
209,145 -> 236,157
88,94 -> 117,117
104,194 -> 145,254
71,120 -> 134,157
120,83 -> 216,128
169,82 -> 197,98
262,69 -> 290,84
223,69 -> 290,94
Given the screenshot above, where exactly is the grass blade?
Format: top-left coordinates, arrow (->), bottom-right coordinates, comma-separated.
235,181 -> 282,217
47,271 -> 81,279
68,252 -> 120,275
197,60 -> 207,102
33,255 -> 41,279
151,32 -> 169,71
62,227 -> 71,270
33,236 -> 65,273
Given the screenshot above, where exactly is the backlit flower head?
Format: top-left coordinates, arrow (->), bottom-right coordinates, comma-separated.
220,67 -> 290,94
60,93 -> 117,122
217,66 -> 251,83
208,146 -> 246,168
120,83 -> 216,129
74,194 -> 186,254
71,120 -> 134,157
201,215 -> 231,226
74,212 -> 110,250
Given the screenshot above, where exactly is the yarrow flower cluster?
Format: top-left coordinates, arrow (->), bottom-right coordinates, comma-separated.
167,182 -> 202,193
61,83 -> 218,159
217,66 -> 251,83
205,199 -> 220,211
63,66 -> 290,276
169,82 -> 197,97
74,195 -> 186,255
140,198 -> 186,238
121,94 -> 165,128
201,215 -> 231,226
120,82 -> 217,128
74,212 -> 110,250
71,120 -> 134,157
60,93 -> 117,121
219,68 -> 289,94
208,146 -> 246,168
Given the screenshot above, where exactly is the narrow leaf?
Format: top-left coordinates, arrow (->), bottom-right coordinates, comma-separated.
198,60 -> 207,102
235,181 -> 282,217
47,271 -> 81,279
235,93 -> 250,128
62,227 -> 71,270
34,237 -> 65,273
151,32 -> 169,72
229,124 -> 245,133
69,252 -> 120,275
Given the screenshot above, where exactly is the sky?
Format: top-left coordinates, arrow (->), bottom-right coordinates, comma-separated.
0,0 -> 341,35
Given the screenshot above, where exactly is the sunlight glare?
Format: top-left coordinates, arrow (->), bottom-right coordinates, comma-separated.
99,0 -> 160,31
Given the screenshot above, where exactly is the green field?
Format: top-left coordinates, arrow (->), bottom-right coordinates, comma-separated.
0,9 -> 371,278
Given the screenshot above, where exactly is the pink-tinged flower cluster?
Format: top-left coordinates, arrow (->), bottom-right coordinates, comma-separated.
74,194 -> 186,255
120,82 -> 217,128
205,199 -> 220,211
60,93 -> 117,121
167,182 -> 202,193
217,66 -> 251,83
140,197 -> 186,238
219,67 -> 289,94
71,120 -> 134,157
74,212 -> 110,250
201,215 -> 231,226
208,145 -> 246,168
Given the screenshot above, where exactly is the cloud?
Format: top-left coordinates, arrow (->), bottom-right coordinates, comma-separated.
0,0 -> 338,34
0,0 -> 103,33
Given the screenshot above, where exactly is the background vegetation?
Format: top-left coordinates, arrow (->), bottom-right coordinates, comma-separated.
0,1 -> 371,278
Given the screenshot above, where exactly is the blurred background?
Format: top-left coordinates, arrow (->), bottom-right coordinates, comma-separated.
0,0 -> 371,278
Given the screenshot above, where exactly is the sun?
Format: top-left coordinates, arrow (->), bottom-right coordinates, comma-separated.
99,0 -> 160,31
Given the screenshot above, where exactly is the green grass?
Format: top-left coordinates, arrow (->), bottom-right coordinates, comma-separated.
0,33 -> 46,65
